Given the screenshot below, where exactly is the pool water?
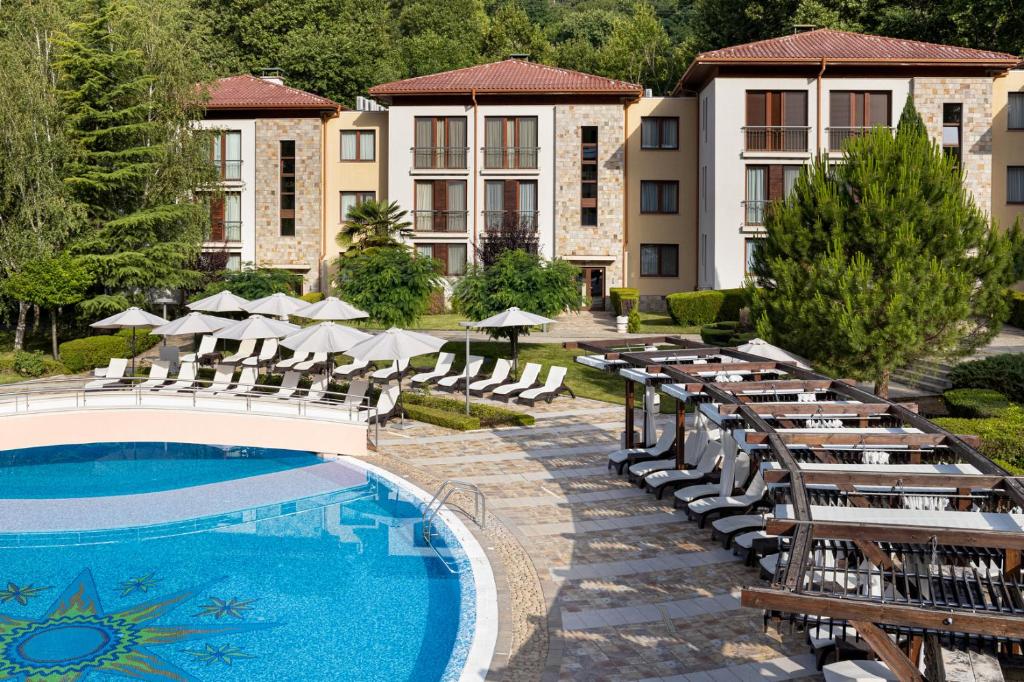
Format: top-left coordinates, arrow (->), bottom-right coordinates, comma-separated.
0,442 -> 324,498
0,446 -> 477,682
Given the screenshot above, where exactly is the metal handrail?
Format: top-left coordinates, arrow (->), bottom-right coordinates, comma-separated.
422,479 -> 486,543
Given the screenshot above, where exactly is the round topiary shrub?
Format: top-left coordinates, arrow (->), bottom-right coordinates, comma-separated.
13,351 -> 46,377
942,388 -> 1011,418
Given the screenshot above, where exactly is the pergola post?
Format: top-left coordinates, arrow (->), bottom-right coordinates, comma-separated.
624,380 -> 635,449
674,397 -> 686,470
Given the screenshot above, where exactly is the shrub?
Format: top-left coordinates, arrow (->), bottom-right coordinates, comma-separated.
609,287 -> 639,316
942,388 -> 1010,418
59,332 -> 160,373
1007,290 -> 1024,329
666,288 -> 747,326
13,351 -> 46,377
948,353 -> 1024,403
627,304 -> 641,333
404,392 -> 534,428
934,405 -> 1024,473
699,321 -> 757,347
402,403 -> 482,431
426,289 -> 447,315
299,292 -> 324,304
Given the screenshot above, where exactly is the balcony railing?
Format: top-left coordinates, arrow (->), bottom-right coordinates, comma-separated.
210,221 -> 242,242
412,147 -> 469,170
742,200 -> 768,226
482,210 -> 538,232
413,210 -> 468,233
217,160 -> 243,181
743,126 -> 810,152
827,126 -> 893,151
482,146 -> 540,170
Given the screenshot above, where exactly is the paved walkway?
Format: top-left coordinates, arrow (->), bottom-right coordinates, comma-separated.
368,396 -> 818,682
430,311 -> 695,345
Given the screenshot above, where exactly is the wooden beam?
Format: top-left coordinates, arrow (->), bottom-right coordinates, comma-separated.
766,519 -> 1024,551
744,432 -> 950,447
854,539 -> 901,571
716,403 -> 901,417
762,470 -> 1007,488
741,587 -> 1024,639
624,380 -> 635,449
1006,549 -> 1021,581
675,398 -> 686,470
850,620 -> 925,682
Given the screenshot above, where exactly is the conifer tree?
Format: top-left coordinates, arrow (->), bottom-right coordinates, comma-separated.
749,96 -> 1022,397
55,0 -> 216,316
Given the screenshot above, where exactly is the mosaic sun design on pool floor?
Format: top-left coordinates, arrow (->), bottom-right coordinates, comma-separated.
0,569 -> 276,681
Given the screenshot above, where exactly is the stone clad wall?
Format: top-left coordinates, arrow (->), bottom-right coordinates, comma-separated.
554,104 -> 626,288
254,117 -> 323,291
912,77 -> 993,214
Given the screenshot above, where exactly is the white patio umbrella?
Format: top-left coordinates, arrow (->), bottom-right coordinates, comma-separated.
736,338 -> 811,369
151,312 -> 232,336
90,306 -> 170,376
216,314 -> 299,341
470,306 -> 554,375
293,296 -> 369,321
242,292 -> 307,318
346,327 -> 447,428
281,322 -> 372,374
187,290 -> 249,313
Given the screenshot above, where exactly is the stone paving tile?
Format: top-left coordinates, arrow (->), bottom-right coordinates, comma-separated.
550,546 -> 736,581
561,590 -> 743,630
489,488 -> 648,509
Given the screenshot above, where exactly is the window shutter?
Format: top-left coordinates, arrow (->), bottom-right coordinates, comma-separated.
746,92 -> 766,126
784,92 -> 807,126
830,92 -> 852,128
868,92 -> 890,126
433,181 -> 447,231
768,165 -> 784,200
504,181 -> 517,225
210,195 -> 224,241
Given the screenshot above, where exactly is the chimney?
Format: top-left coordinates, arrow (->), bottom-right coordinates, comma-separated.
508,53 -> 530,61
792,24 -> 817,33
258,67 -> 286,85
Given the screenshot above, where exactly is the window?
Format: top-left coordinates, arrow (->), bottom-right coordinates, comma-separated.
744,91 -> 808,151
340,191 -> 375,222
340,130 -> 375,161
744,164 -> 802,225
416,243 -> 467,276
1008,167 -> 1024,204
640,181 -> 679,214
640,244 -> 678,277
484,117 -> 538,168
745,238 -> 764,274
1009,93 -> 1024,130
943,103 -> 963,164
226,254 -> 242,271
414,180 -> 467,232
581,126 -> 598,225
211,130 -> 242,180
829,91 -> 891,150
484,180 -> 537,231
414,117 -> 467,169
279,140 -> 295,236
641,117 -> 679,149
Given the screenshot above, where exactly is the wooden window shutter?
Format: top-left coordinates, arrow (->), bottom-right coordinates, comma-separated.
768,92 -> 783,127
210,195 -> 225,241
436,244 -> 449,274
433,181 -> 447,231
768,165 -> 784,201
504,181 -> 517,219
746,92 -> 766,126
783,92 -> 807,126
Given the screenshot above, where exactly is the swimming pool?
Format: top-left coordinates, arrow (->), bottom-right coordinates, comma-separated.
0,444 -> 494,681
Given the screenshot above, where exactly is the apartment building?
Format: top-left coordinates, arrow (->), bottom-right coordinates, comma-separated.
994,69 -> 1024,232
201,72 -> 340,292
368,58 -> 642,310
675,28 -> 1020,289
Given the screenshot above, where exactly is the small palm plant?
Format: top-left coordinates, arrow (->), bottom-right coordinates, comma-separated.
337,200 -> 413,252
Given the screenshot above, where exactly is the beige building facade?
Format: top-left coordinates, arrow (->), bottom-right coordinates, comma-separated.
992,70 -> 1024,231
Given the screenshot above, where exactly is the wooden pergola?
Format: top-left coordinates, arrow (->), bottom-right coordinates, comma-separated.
568,338 -> 1024,680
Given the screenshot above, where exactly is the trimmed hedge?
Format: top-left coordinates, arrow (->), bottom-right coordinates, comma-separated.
299,292 -> 324,304
59,331 -> 160,373
699,321 -> 757,347
942,388 -> 1010,418
666,288 -> 747,326
609,287 -> 639,316
403,403 -> 482,430
934,406 -> 1024,474
1007,290 -> 1024,329
948,353 -> 1024,404
404,392 -> 535,428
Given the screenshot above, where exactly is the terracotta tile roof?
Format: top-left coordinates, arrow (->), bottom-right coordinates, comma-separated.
205,75 -> 340,111
695,28 -> 1018,65
369,58 -> 642,97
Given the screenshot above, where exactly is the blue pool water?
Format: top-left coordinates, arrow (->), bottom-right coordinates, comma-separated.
0,442 -> 324,498
0,445 -> 475,682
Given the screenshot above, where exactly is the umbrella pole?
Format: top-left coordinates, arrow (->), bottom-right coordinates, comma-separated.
465,326 -> 471,416
131,327 -> 137,377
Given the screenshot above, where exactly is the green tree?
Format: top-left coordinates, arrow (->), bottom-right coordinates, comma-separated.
548,9 -> 618,74
749,97 -> 1022,397
337,200 -> 414,252
599,1 -> 676,93
56,0 -> 217,317
3,255 -> 93,358
194,265 -> 301,300
452,250 -> 583,364
681,0 -> 799,62
398,0 -> 487,77
335,247 -> 443,327
482,1 -> 556,63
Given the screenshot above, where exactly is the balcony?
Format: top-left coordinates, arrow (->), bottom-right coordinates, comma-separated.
216,160 -> 243,181
482,146 -> 539,170
411,147 -> 468,170
209,220 -> 242,243
413,210 -> 468,233
742,126 -> 810,152
482,210 -> 538,232
827,126 -> 893,151
742,200 -> 768,226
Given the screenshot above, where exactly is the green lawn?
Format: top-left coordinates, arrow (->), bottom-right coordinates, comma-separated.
638,312 -> 700,336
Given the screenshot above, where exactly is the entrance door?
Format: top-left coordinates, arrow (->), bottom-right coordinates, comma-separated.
582,267 -> 606,310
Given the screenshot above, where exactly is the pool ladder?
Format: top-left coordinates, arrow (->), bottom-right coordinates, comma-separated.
422,480 -> 486,546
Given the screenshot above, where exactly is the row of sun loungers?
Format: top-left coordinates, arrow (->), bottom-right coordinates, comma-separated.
407,356 -> 572,405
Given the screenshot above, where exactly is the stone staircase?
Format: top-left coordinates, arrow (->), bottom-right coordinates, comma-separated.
891,358 -> 957,395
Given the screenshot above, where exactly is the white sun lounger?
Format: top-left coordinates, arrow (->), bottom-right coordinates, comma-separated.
159,361 -> 197,392
516,366 -> 572,405
294,352 -> 327,372
491,362 -> 541,400
674,453 -> 751,509
342,379 -> 369,407
305,375 -> 330,402
270,370 -> 303,399
822,660 -> 897,682
688,473 -> 767,527
276,350 -> 310,371
242,338 -> 278,367
608,423 -> 676,475
370,385 -> 401,425
436,355 -> 482,390
469,358 -> 512,395
196,363 -> 234,394
410,352 -> 456,387
371,358 -> 409,383
222,338 -> 257,365
642,440 -> 723,498
182,335 -> 217,363
85,358 -> 129,391
219,365 -> 259,395
627,424 -> 714,481
711,514 -> 767,548
137,360 -> 172,389
334,358 -> 370,379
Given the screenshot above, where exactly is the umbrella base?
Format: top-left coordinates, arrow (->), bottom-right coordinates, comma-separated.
389,420 -> 417,431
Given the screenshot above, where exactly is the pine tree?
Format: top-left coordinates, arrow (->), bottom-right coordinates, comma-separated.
55,0 -> 216,316
749,96 -> 1022,397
